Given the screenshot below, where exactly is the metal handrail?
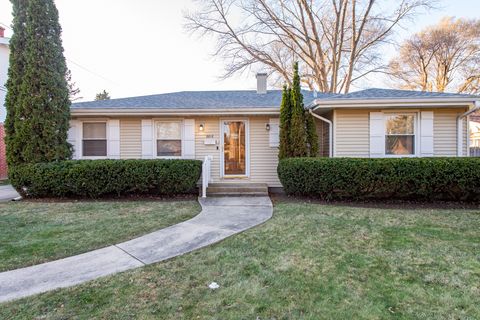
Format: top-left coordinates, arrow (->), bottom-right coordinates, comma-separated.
202,155 -> 212,198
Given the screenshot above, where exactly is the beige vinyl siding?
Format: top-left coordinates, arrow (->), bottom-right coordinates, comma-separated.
334,109 -> 370,157
250,117 -> 281,186
433,108 -> 469,156
195,117 -> 221,183
194,116 -> 281,187
120,119 -> 142,159
433,110 -> 458,156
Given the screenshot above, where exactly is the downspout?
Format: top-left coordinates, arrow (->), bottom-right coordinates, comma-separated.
457,103 -> 480,157
309,109 -> 333,158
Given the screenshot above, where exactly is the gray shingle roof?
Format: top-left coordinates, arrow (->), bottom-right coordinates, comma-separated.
326,88 -> 479,100
72,90 -> 333,110
71,88 -> 478,111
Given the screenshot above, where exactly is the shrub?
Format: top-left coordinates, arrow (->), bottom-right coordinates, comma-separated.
10,159 -> 202,198
278,157 -> 480,201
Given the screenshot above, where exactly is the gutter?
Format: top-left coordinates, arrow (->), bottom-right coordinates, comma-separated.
71,107 -> 280,117
308,97 -> 479,107
309,109 -> 333,158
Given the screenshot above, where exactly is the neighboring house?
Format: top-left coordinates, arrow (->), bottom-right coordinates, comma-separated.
0,27 -> 10,180
70,73 -> 479,191
469,114 -> 480,156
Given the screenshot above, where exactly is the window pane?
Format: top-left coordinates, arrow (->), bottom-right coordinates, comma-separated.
83,140 -> 107,156
83,123 -> 106,139
386,135 -> 414,155
157,140 -> 181,157
156,122 -> 181,140
386,115 -> 414,135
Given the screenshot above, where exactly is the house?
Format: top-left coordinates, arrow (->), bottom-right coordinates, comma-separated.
0,27 -> 10,180
69,73 -> 479,193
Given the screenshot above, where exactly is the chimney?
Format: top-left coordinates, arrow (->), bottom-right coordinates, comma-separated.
0,27 -> 4,38
256,72 -> 267,94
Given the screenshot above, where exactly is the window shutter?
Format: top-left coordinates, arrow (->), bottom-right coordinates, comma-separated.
68,120 -> 79,159
183,119 -> 195,159
269,118 -> 280,147
369,112 -> 384,158
141,119 -> 153,159
107,119 -> 120,159
420,111 -> 434,157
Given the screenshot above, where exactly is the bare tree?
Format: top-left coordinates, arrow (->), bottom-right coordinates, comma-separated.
184,0 -> 434,93
389,17 -> 480,94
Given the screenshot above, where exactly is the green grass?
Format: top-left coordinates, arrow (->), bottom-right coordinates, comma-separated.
0,179 -> 10,186
2,199 -> 480,319
0,200 -> 200,272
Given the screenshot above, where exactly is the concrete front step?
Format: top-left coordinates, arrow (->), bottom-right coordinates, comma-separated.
202,183 -> 269,196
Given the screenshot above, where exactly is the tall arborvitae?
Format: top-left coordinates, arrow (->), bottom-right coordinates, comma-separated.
8,0 -> 72,165
289,62 -> 308,157
278,85 -> 292,159
5,0 -> 28,166
305,111 -> 319,156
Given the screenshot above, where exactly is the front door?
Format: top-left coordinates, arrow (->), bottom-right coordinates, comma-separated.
222,120 -> 248,177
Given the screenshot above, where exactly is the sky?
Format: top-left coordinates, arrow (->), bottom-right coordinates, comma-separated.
0,0 -> 480,119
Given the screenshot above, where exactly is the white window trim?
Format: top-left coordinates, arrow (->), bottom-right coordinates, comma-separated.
219,118 -> 250,178
153,119 -> 184,159
80,120 -> 109,159
383,112 -> 419,158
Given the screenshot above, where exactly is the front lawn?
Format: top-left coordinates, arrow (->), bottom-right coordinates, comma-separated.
0,200 -> 200,271
2,199 -> 480,319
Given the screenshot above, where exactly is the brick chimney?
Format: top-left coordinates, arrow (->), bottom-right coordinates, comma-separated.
256,72 -> 267,94
0,27 -> 4,38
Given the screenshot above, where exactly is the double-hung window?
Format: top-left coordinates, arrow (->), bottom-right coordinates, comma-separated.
82,122 -> 107,157
156,121 -> 182,157
385,114 -> 415,155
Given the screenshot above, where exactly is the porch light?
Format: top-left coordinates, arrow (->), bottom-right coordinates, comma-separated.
199,123 -> 205,131
265,123 -> 270,131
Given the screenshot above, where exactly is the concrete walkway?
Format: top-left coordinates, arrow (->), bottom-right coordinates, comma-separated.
0,196 -> 272,303
0,185 -> 20,202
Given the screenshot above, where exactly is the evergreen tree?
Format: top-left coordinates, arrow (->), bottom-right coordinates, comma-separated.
5,0 -> 28,166
7,0 -> 72,165
95,89 -> 111,101
289,62 -> 308,157
305,111 -> 319,156
278,84 -> 292,159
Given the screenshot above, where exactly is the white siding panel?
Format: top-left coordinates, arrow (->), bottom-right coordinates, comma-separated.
269,118 -> 280,147
183,119 -> 195,159
68,120 -> 79,159
141,119 -> 153,159
369,112 -> 384,158
420,111 -> 434,157
107,119 -> 120,159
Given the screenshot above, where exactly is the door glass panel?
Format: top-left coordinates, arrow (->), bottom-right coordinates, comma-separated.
224,121 -> 246,175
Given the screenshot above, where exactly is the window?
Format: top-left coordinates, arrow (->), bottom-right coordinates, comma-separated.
385,114 -> 415,155
83,122 -> 107,157
156,121 -> 182,157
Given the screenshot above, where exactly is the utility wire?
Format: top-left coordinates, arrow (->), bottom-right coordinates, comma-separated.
0,21 -> 120,86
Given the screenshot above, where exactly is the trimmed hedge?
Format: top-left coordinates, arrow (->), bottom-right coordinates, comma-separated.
278,157 -> 480,201
10,159 -> 202,198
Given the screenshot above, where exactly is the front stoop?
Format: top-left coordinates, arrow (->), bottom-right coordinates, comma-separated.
201,183 -> 269,196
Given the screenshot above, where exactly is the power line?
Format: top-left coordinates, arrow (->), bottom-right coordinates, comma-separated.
0,22 -> 11,30
66,58 -> 119,86
1,21 -> 120,87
